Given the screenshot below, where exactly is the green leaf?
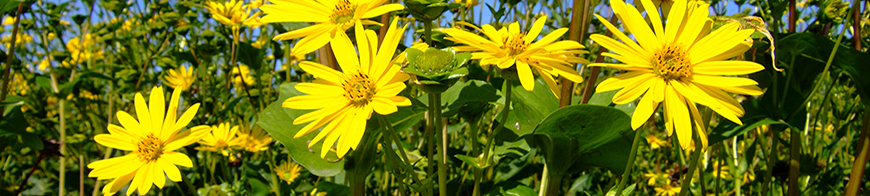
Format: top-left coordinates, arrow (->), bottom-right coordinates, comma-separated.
419,79 -> 501,117
606,184 -> 636,196
709,118 -> 789,145
315,181 -> 350,196
583,90 -> 637,116
504,79 -> 558,137
530,105 -> 634,175
257,83 -> 345,176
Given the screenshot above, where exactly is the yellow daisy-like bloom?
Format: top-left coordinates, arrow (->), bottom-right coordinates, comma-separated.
590,0 -> 765,150
645,134 -> 669,149
198,122 -> 240,154
643,170 -> 668,186
88,87 -> 210,196
231,123 -> 273,152
63,34 -> 103,68
443,16 -> 588,98
3,33 -> 33,49
654,182 -> 681,196
205,0 -> 254,27
163,66 -> 195,91
274,161 -> 303,184
259,0 -> 405,54
282,18 -> 411,158
232,64 -> 255,86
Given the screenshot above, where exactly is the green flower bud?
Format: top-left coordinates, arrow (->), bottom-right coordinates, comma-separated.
403,47 -> 471,93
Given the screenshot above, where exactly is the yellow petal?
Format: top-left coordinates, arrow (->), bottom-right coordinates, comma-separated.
300,61 -> 344,84
157,158 -> 182,182
330,32 -> 360,73
361,4 -> 405,18
162,151 -> 193,167
692,75 -> 758,87
371,97 -> 398,114
631,93 -> 658,130
516,61 -> 535,91
612,78 -> 654,104
595,71 -> 654,93
152,163 -> 166,189
149,87 -> 165,136
134,93 -> 152,133
94,134 -> 137,151
525,16 -> 547,42
693,61 -> 765,75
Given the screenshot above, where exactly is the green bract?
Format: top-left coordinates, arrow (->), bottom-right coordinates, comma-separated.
402,0 -> 450,21
403,47 -> 471,93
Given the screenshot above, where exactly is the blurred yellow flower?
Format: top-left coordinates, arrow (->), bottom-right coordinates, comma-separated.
163,66 -> 196,91
260,0 -> 404,54
274,161 -> 302,184
197,122 -> 240,155
646,134 -> 669,149
655,182 -> 680,196
444,16 -> 588,98
252,39 -> 267,49
247,0 -> 264,9
3,33 -> 32,49
644,170 -> 669,186
10,71 -> 27,95
206,0 -> 255,27
2,16 -> 16,26
63,34 -> 103,68
282,19 -> 412,158
711,164 -> 733,180
88,86 -> 210,196
591,0 -> 765,150
454,0 -> 479,9
231,123 -> 273,152
311,188 -> 327,196
232,64 -> 255,87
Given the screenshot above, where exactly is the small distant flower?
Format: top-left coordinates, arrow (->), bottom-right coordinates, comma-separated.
655,182 -> 681,196
2,16 -> 17,26
232,64 -> 255,87
9,71 -> 27,96
88,86 -> 210,195
205,0 -> 255,27
282,19 -> 411,158
443,16 -> 588,98
644,170 -> 669,186
231,123 -> 272,152
310,188 -> 328,196
252,39 -> 267,49
646,134 -> 669,149
260,0 -> 405,54
247,0 -> 264,9
197,122 -> 239,155
163,66 -> 195,91
710,164 -> 733,180
2,33 -> 33,49
63,34 -> 103,68
274,161 -> 302,184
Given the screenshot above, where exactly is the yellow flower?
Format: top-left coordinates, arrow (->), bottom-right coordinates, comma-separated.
644,170 -> 668,186
205,0 -> 254,27
646,134 -> 669,149
2,16 -> 16,26
88,87 -> 210,196
3,33 -> 33,49
590,0 -> 765,150
163,66 -> 195,91
443,16 -> 588,98
274,161 -> 302,184
711,164 -> 733,180
198,122 -> 240,154
260,0 -> 405,54
248,0 -> 264,9
232,64 -> 255,86
282,19 -> 412,158
252,39 -> 267,49
231,123 -> 273,152
63,34 -> 103,68
37,57 -> 52,71
655,182 -> 681,196
10,71 -> 27,95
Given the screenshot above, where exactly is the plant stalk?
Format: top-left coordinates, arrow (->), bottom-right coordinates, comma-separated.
852,0 -> 863,50
678,131 -> 704,196
0,2 -> 25,108
845,106 -> 870,196
562,0 -> 591,106
579,16 -> 617,104
616,128 -> 644,195
429,93 -> 448,196
788,126 -> 800,196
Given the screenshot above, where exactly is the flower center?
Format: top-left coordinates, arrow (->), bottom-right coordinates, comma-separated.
342,72 -> 375,106
330,0 -> 356,24
136,134 -> 164,162
415,49 -> 455,74
651,44 -> 691,80
214,140 -> 228,148
504,33 -> 529,56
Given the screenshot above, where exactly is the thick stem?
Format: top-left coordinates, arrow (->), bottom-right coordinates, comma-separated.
378,115 -> 423,193
562,0 -> 591,106
845,107 -> 870,196
424,20 -> 434,46
430,93 -> 447,196
539,168 -> 563,196
678,132 -> 704,196
579,16 -> 617,104
0,2 -> 24,108
482,79 -> 512,164
788,0 -> 796,33
616,128 -> 644,195
470,120 -> 482,196
426,95 -> 436,196
762,128 -> 779,195
787,126 -> 800,196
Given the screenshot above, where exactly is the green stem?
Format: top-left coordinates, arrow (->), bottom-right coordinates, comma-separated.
429,93 -> 447,196
678,132 -> 704,196
426,94 -> 436,196
470,120 -> 482,196
482,78 -> 512,164
787,126 -> 800,196
268,150 -> 281,196
845,107 -> 870,196
540,167 -> 563,196
785,19 -> 848,121
424,20 -> 434,46
762,128 -> 778,195
180,168 -> 198,195
377,115 -> 424,194
616,128 -> 644,195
